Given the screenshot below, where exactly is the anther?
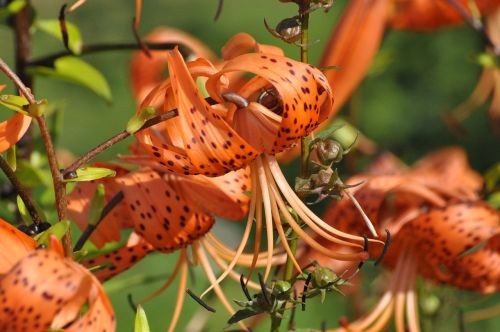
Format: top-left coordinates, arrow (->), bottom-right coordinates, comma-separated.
258,272 -> 271,305
186,289 -> 216,312
374,229 -> 391,266
222,92 -> 249,109
240,274 -> 252,301
302,273 -> 312,311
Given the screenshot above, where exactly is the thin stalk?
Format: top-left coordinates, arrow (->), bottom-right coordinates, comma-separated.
276,2 -> 311,331
29,42 -> 190,67
35,115 -> 71,256
0,58 -> 35,104
0,155 -> 42,225
62,108 -> 179,177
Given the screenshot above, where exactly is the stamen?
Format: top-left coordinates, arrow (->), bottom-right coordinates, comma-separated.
302,273 -> 312,311
255,157 -> 274,280
222,92 -> 249,109
374,229 -> 391,266
127,294 -> 137,312
168,259 -> 188,332
258,272 -> 271,305
240,274 -> 252,301
340,183 -> 378,238
58,4 -> 70,51
357,235 -> 369,270
186,289 -> 216,313
247,170 -> 262,284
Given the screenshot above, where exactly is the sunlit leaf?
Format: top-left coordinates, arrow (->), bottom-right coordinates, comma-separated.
16,195 -> 31,225
28,56 -> 112,102
0,94 -> 29,114
36,19 -> 83,54
6,145 -> 16,171
34,220 -> 70,245
134,305 -> 151,332
64,166 -> 116,182
88,183 -> 105,225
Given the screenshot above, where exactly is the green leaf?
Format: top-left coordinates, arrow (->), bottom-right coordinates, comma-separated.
0,0 -> 26,20
88,184 -> 105,225
484,163 -> 500,191
64,167 -> 116,182
473,52 -> 500,69
28,56 -> 112,103
34,220 -> 70,245
487,192 -> 500,209
36,19 -> 83,54
0,94 -> 29,114
134,305 -> 151,332
126,107 -> 156,134
16,196 -> 32,225
227,309 -> 260,325
6,145 -> 16,171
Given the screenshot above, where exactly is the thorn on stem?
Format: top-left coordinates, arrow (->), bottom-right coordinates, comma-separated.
240,274 -> 252,301
374,229 -> 391,266
186,289 -> 216,312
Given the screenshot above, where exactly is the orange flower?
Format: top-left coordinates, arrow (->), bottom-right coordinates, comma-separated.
0,219 -> 115,332
123,32 -> 379,290
68,165 -> 267,331
0,84 -> 32,153
313,147 -> 500,331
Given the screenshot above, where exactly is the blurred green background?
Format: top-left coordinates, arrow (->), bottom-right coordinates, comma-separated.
0,0 -> 499,331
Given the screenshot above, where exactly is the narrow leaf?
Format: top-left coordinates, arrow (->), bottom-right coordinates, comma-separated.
28,56 -> 112,102
6,145 -> 16,171
134,305 -> 151,332
0,94 -> 29,114
34,220 -> 70,245
63,167 -> 116,182
16,195 -> 32,225
36,19 -> 83,54
88,183 -> 105,225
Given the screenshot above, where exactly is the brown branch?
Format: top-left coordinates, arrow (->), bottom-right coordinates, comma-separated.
0,155 -> 42,225
0,58 -> 35,104
28,42 -> 190,67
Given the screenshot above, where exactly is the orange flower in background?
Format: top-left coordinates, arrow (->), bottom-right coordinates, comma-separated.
0,84 -> 32,153
0,219 -> 115,332
124,31 -> 380,290
308,147 -> 500,331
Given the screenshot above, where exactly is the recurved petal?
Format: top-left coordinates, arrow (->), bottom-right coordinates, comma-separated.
389,0 -> 500,30
399,202 -> 500,292
136,48 -> 259,176
115,169 -> 214,252
221,32 -> 284,60
0,218 -> 36,274
130,27 -> 217,102
0,248 -> 115,332
67,164 -> 133,248
319,0 -> 387,115
170,167 -> 251,221
207,52 -> 333,154
83,233 -> 154,283
0,113 -> 32,154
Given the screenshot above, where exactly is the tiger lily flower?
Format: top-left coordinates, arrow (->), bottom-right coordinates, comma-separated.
68,164 -> 275,332
0,84 -> 32,153
123,32 -> 379,296
312,147 -> 500,331
0,219 -> 115,332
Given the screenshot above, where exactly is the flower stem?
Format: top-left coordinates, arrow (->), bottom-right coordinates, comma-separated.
0,155 -> 42,225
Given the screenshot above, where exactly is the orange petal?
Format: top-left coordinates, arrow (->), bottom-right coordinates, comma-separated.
83,232 -> 154,282
169,167 -> 251,221
0,249 -> 115,332
399,202 -> 500,292
0,113 -> 32,153
135,48 -> 259,176
319,0 -> 388,115
67,163 -> 133,248
130,28 -> 217,102
115,168 -> 214,252
207,52 -> 333,154
0,218 -> 36,274
389,0 -> 500,30
221,32 -> 284,60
